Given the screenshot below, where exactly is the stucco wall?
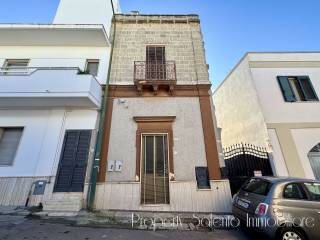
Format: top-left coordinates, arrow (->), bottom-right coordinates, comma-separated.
267,129 -> 289,176
251,67 -> 320,123
94,180 -> 232,213
0,46 -> 110,84
213,56 -> 269,148
106,97 -> 207,182
291,128 -> 320,179
110,16 -> 210,85
53,0 -> 120,34
0,109 -> 98,177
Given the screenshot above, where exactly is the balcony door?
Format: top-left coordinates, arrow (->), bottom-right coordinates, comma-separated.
141,134 -> 170,204
146,46 -> 166,80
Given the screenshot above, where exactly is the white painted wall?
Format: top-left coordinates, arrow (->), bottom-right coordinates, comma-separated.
251,67 -> 320,123
0,109 -> 98,177
54,0 -> 120,34
291,128 -> 320,179
94,180 -> 232,213
267,129 -> 289,176
0,68 -> 101,108
248,52 -> 320,62
213,56 -> 269,148
106,97 -> 207,182
0,46 -> 110,84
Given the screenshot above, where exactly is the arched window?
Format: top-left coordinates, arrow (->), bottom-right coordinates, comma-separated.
308,143 -> 320,180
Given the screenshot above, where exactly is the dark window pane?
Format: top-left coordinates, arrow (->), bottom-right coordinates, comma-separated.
298,77 -> 318,101
304,183 -> 320,201
145,136 -> 154,174
195,167 -> 211,189
86,60 -> 99,76
242,178 -> 271,196
146,46 -> 166,80
283,183 -> 307,200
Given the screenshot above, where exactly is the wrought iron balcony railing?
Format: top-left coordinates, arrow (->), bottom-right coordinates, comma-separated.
134,61 -> 177,82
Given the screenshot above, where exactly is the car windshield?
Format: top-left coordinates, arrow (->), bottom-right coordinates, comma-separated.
242,178 -> 272,196
303,182 -> 320,201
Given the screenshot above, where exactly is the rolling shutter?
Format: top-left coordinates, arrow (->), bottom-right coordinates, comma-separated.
277,76 -> 296,102
54,130 -> 91,192
0,128 -> 23,166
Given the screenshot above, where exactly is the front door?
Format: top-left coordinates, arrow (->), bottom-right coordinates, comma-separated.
54,130 -> 91,192
141,134 -> 170,204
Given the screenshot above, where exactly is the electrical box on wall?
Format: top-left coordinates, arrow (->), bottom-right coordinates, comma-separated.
33,180 -> 47,195
107,160 -> 115,172
115,160 -> 123,172
108,160 -> 123,172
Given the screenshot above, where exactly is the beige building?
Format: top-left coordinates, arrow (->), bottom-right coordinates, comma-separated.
213,52 -> 320,180
93,14 -> 232,213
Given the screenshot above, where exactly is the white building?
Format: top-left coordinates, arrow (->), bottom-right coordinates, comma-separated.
213,52 -> 320,180
0,0 -> 119,210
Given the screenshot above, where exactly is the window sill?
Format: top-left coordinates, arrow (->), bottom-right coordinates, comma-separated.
140,204 -> 170,207
286,101 -> 319,103
196,188 -> 212,191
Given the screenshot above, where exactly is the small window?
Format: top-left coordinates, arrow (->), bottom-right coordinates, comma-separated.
85,60 -> 99,77
242,178 -> 272,196
0,128 -> 23,166
3,59 -> 29,68
195,167 -> 211,189
283,183 -> 307,200
277,76 -> 318,102
303,183 -> 320,201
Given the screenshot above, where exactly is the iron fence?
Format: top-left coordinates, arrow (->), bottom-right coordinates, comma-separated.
134,61 -> 176,82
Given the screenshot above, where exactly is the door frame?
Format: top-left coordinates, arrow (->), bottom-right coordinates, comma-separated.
140,133 -> 170,205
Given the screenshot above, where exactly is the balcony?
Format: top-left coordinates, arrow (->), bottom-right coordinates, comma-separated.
134,61 -> 177,94
0,67 -> 102,108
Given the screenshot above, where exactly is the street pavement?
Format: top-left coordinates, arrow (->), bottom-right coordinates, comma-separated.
0,215 -> 262,240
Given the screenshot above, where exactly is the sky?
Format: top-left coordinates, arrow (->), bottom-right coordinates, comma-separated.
1,0 -> 320,88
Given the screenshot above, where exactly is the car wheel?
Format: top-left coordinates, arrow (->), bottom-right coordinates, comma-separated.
279,228 -> 306,240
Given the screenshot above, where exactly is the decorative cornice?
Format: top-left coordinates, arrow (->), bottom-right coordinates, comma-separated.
107,84 -> 211,98
133,116 -> 176,123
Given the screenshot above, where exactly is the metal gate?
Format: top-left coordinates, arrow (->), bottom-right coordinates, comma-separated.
221,143 -> 274,195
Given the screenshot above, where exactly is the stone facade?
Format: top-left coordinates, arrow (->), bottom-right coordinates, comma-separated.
95,14 -> 232,213
110,15 -> 210,85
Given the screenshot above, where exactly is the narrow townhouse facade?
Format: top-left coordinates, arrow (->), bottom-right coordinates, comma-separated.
213,52 -> 320,180
0,0 -> 119,210
94,14 -> 232,213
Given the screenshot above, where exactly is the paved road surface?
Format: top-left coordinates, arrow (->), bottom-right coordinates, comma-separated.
0,215 -> 261,240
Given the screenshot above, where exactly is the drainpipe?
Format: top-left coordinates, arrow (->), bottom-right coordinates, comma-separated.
87,0 -> 116,210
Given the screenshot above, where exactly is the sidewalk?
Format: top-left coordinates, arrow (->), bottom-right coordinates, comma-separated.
0,214 -> 252,240
0,206 -> 235,231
